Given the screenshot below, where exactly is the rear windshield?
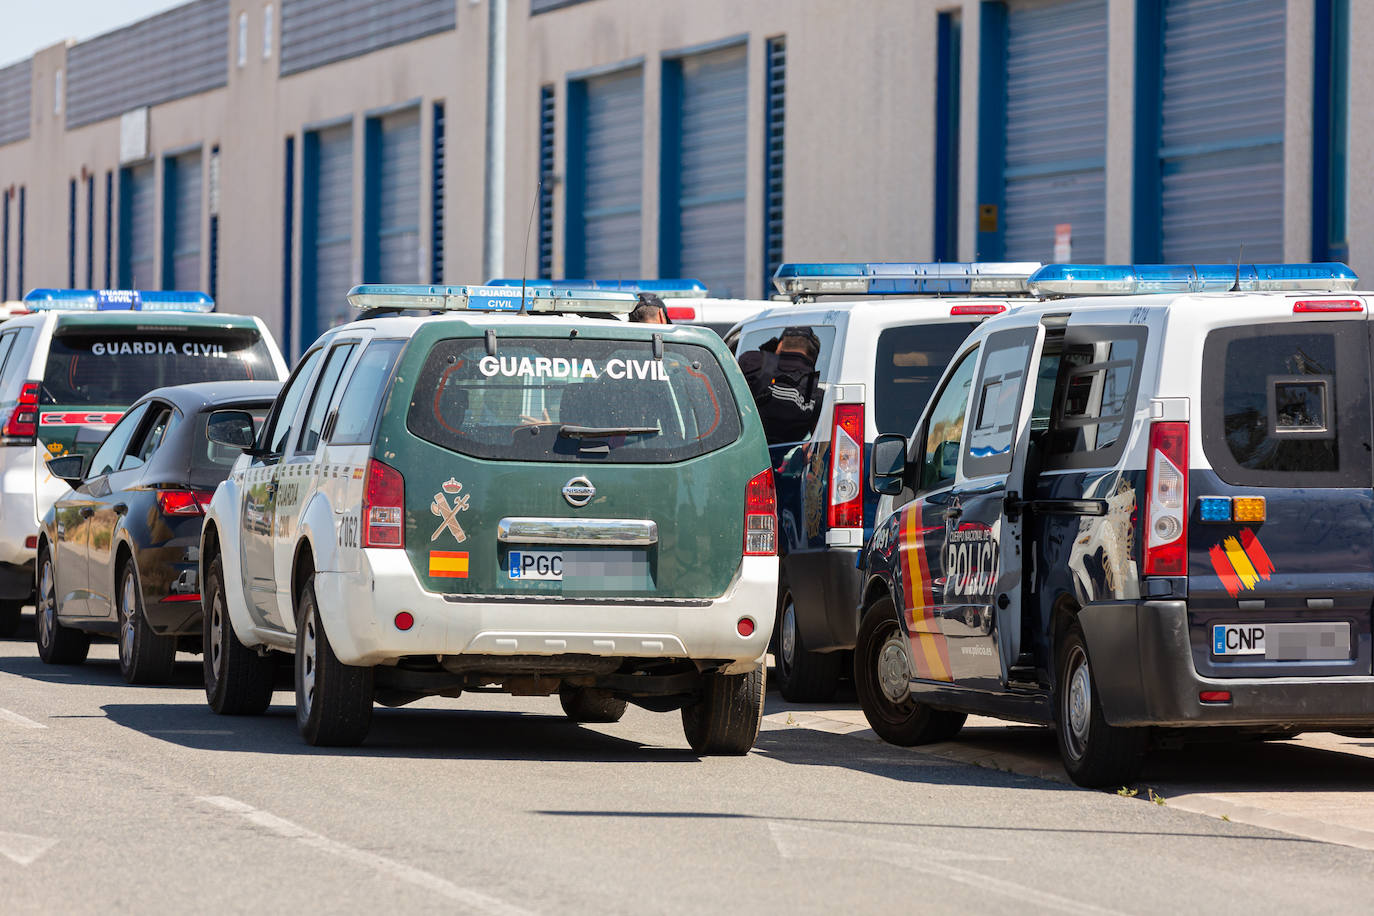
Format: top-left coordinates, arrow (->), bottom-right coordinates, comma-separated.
43,327 -> 275,406
1202,321 -> 1372,487
874,322 -> 978,436
406,337 -> 741,463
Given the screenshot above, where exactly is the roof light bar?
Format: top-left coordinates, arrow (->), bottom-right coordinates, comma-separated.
1027,263 -> 1359,297
486,278 -> 709,298
346,284 -> 640,315
23,288 -> 216,313
771,262 -> 1042,297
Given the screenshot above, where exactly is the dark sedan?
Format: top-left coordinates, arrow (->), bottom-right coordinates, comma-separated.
35,381 -> 279,683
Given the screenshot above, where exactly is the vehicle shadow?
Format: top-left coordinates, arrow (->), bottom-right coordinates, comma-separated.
0,651 -> 208,688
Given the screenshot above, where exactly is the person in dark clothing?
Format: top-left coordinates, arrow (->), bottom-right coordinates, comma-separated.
629,293 -> 671,324
737,326 -> 822,444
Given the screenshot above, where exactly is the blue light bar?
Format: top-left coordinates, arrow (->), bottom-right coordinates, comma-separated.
486,278 -> 709,299
771,262 -> 1042,297
347,284 -> 639,315
1027,263 -> 1359,297
23,288 -> 216,312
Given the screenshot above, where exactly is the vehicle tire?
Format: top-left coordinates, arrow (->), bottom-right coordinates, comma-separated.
774,586 -> 842,703
1055,619 -> 1147,788
559,686 -> 627,723
117,561 -> 177,685
34,547 -> 89,665
295,576 -> 373,747
0,599 -> 23,637
202,556 -> 275,715
854,596 -> 966,746
681,665 -> 765,755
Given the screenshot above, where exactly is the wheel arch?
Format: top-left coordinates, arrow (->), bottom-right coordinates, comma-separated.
291,537 -> 315,608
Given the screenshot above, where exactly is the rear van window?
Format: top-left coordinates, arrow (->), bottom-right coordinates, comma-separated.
42,325 -> 274,405
1202,322 -> 1372,487
875,322 -> 978,436
406,337 -> 741,463
1042,326 -> 1147,470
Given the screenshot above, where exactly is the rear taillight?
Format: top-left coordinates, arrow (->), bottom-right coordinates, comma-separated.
1145,421 -> 1188,576
828,403 -> 864,529
1293,299 -> 1363,312
744,468 -> 776,556
666,305 -> 696,321
949,304 -> 1006,316
363,459 -> 405,548
156,489 -> 215,516
3,381 -> 39,442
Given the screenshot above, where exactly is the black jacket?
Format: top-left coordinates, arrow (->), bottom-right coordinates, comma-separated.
738,347 -> 820,444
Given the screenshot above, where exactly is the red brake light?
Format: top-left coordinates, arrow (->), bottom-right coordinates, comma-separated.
156,490 -> 214,516
744,468 -> 776,556
1144,421 -> 1188,576
1293,299 -> 1363,313
828,403 -> 864,529
949,304 -> 1007,316
363,459 -> 405,548
3,381 -> 39,441
666,305 -> 696,321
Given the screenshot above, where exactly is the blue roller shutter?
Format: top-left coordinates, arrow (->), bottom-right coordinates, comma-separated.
661,45 -> 747,298
119,163 -> 155,289
366,107 -> 421,283
1002,0 -> 1107,263
1158,0 -> 1285,263
165,149 -> 202,290
566,68 -> 643,278
303,124 -> 354,345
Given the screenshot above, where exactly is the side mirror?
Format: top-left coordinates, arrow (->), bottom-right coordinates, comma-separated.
869,433 -> 908,496
47,454 -> 87,489
206,410 -> 258,452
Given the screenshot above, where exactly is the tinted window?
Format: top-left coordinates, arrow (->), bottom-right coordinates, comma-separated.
917,347 -> 978,491
332,340 -> 405,445
1043,327 -> 1146,470
125,406 -> 178,471
42,326 -> 275,406
875,322 -> 978,437
0,327 -> 35,401
263,348 -> 324,456
1202,322 -> 1372,487
0,333 -> 17,379
86,404 -> 150,478
736,325 -> 838,381
297,342 -> 356,454
963,327 -> 1037,479
406,338 -> 742,464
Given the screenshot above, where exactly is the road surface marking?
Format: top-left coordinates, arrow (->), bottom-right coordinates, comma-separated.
769,821 -> 1122,916
0,708 -> 46,729
0,830 -> 58,866
198,796 -> 535,915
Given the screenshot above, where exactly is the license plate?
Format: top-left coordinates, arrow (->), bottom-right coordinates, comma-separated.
508,550 -> 563,581
1212,622 -> 1351,660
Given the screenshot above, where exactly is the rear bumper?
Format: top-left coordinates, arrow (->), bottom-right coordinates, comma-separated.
0,465 -> 37,569
0,560 -> 33,600
782,547 -> 863,652
1080,600 -> 1374,728
312,551 -> 778,669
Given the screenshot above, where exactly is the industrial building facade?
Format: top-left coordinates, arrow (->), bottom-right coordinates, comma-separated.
0,0 -> 1359,356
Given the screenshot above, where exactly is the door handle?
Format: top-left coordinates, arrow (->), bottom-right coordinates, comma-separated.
943,505 -> 962,520
114,503 -> 128,516
79,507 -> 94,518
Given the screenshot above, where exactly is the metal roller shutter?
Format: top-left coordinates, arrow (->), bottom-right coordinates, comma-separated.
119,163 -> 155,289
305,125 -> 354,345
1159,0 -> 1285,263
571,68 -> 643,277
1002,0 -> 1107,263
662,45 -> 747,298
167,150 -> 202,290
369,108 -> 421,283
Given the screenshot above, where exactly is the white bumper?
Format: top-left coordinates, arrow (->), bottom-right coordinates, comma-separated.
0,456 -> 38,567
313,550 -> 778,669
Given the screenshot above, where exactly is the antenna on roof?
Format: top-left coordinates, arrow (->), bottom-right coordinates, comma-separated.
518,180 -> 542,315
1232,245 -> 1245,292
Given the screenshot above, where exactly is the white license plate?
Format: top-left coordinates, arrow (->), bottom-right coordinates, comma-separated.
508,550 -> 562,581
1213,624 -> 1266,656
1212,622 -> 1352,660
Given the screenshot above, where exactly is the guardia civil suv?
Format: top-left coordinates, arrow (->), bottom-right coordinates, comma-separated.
200,284 -> 777,752
0,289 -> 284,636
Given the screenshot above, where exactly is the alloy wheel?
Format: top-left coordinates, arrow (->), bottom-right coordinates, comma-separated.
300,613 -> 317,718
119,571 -> 137,669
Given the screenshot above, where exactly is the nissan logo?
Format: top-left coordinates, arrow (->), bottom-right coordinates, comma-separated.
562,477 -> 596,507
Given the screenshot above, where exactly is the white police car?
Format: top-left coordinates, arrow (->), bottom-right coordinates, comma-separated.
858,262 -> 1374,786
199,284 -> 778,751
730,262 -> 1039,701
0,289 -> 284,636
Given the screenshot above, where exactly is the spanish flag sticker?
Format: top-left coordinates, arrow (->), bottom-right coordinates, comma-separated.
429,551 -> 469,578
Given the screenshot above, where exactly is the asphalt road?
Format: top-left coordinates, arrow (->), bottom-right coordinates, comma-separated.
2,624 -> 1372,915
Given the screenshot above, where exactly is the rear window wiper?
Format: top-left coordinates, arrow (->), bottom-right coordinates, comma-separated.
558,424 -> 660,439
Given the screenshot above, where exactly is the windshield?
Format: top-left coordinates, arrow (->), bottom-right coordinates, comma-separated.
406,337 -> 741,463
42,327 -> 276,406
